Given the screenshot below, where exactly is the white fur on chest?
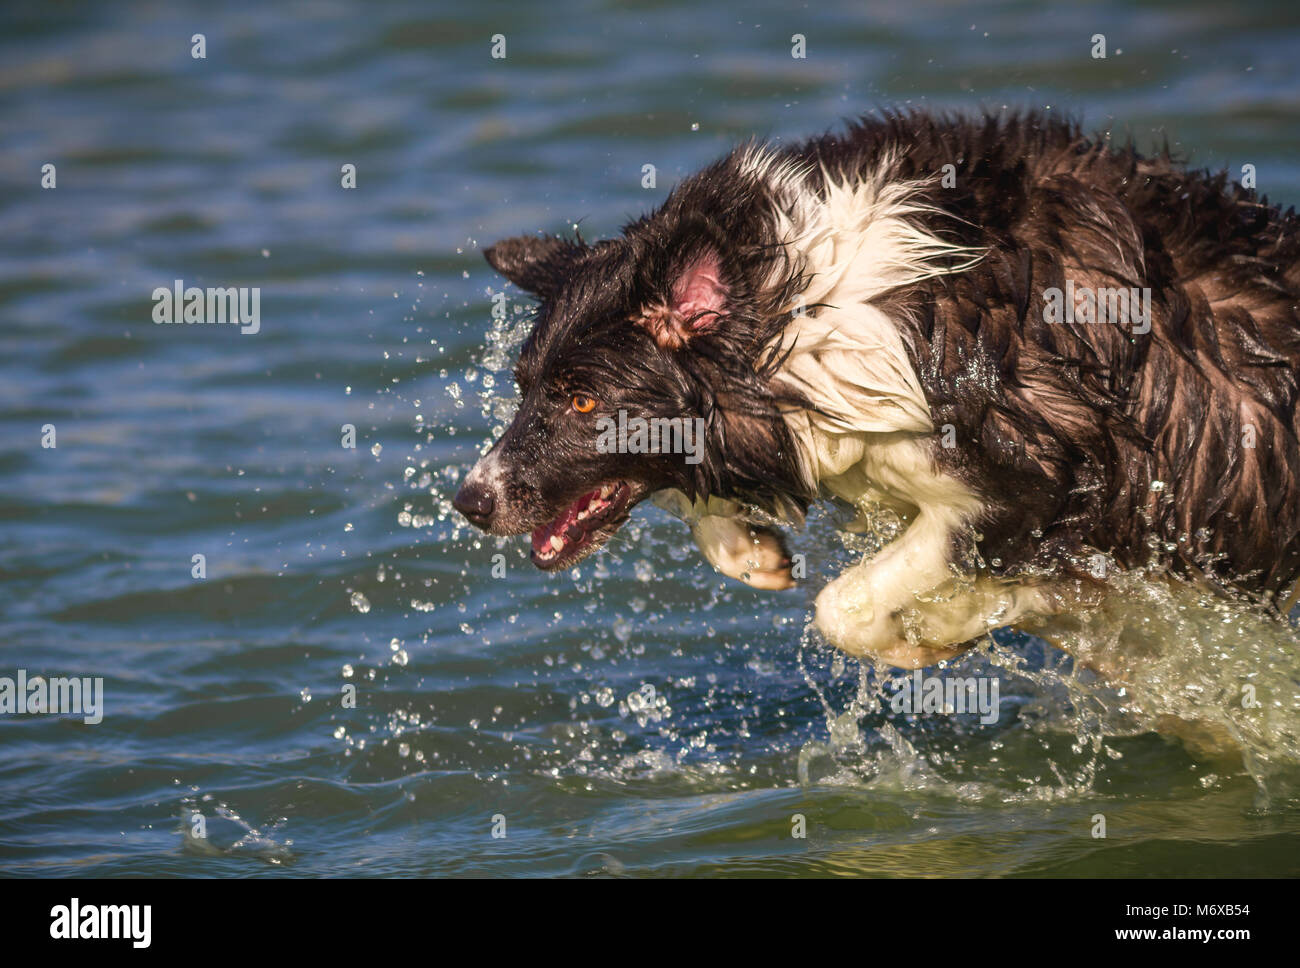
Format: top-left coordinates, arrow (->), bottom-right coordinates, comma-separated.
744,146 -> 983,518
739,148 -> 1062,665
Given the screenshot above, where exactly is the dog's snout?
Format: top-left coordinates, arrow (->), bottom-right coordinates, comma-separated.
453,480 -> 496,527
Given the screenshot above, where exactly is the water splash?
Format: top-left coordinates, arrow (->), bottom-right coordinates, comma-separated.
426,276 -> 1300,809
1026,567 -> 1300,800
792,561 -> 1300,806
178,797 -> 294,865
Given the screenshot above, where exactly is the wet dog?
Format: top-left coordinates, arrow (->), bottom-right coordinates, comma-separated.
455,111 -> 1300,671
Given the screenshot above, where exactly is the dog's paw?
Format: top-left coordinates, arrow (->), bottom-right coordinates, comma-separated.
693,516 -> 795,590
738,525 -> 797,590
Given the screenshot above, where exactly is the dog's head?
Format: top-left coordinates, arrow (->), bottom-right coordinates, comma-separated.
454,198 -> 810,571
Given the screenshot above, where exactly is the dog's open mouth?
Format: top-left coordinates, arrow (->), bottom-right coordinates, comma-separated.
530,481 -> 634,570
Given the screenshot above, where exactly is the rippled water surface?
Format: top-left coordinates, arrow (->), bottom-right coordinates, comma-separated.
2,0 -> 1300,876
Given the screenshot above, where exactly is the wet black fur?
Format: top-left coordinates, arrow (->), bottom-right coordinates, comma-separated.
479,110 -> 1300,601
479,172 -> 818,536
830,113 -> 1300,598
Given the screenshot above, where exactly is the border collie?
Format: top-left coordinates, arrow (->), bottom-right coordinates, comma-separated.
454,111 -> 1300,672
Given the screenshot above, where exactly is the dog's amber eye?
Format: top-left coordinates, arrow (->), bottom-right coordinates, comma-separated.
571,395 -> 597,413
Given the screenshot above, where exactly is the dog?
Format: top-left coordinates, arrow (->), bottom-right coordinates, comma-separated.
454,111 -> 1300,673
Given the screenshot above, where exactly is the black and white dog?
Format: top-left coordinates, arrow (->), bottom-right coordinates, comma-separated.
454,111 -> 1300,671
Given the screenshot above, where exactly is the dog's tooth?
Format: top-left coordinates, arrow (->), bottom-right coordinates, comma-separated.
549,535 -> 565,552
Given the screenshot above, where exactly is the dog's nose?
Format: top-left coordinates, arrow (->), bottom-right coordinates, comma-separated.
453,481 -> 495,527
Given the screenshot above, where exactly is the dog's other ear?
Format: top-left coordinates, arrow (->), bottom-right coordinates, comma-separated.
636,248 -> 729,350
483,235 -> 576,297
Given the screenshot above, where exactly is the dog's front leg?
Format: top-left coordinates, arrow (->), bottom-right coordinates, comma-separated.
813,509 -> 979,668
651,490 -> 795,590
813,508 -> 1062,668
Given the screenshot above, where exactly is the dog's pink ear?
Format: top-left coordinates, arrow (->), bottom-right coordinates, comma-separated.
637,252 -> 729,350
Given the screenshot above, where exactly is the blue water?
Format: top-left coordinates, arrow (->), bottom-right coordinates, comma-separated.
2,0 -> 1299,876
